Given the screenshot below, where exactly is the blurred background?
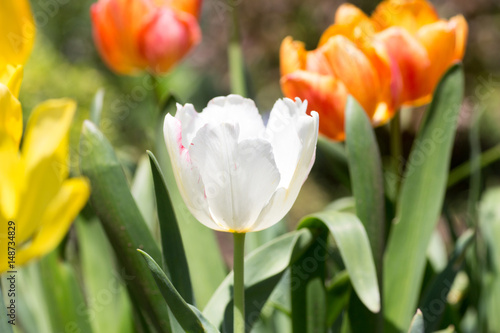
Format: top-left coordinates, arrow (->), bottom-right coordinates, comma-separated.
20,0 -> 500,249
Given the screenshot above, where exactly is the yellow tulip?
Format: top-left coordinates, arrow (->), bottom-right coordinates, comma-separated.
0,0 -> 35,67
0,70 -> 90,273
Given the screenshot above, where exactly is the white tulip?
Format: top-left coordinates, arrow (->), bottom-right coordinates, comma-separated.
163,94 -> 319,233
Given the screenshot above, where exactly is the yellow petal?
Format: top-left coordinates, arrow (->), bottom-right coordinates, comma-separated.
16,99 -> 76,243
0,82 -> 22,151
280,36 -> 306,76
16,178 -> 90,267
0,150 -> 23,221
334,3 -> 369,25
372,0 -> 439,35
0,0 -> 35,65
0,64 -> 23,98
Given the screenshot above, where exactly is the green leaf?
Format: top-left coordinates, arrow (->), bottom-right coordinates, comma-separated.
383,65 -> 465,332
131,154 -> 157,234
203,230 -> 314,331
345,95 -> 385,274
90,88 -> 105,126
155,120 -> 226,308
39,251 -> 93,333
137,249 -> 219,333
80,120 -> 172,332
76,217 -> 134,333
298,211 -> 380,313
307,277 -> 326,333
479,188 -> 500,332
419,229 -> 474,332
148,150 -> 194,304
317,136 -> 351,188
345,96 -> 385,332
326,271 -> 351,327
408,310 -> 424,333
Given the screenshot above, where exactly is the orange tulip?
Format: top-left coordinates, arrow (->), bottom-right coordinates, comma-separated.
91,0 -> 201,75
372,0 -> 467,106
280,11 -> 399,140
280,0 -> 467,140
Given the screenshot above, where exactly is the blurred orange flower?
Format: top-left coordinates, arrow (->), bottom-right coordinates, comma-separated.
91,0 -> 202,75
280,0 -> 467,141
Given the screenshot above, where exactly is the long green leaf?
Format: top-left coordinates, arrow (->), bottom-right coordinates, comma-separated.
345,95 -> 386,332
203,230 -> 314,331
76,217 -> 134,333
383,65 -> 464,332
326,271 -> 351,327
90,88 -> 105,126
307,278 -> 326,333
80,120 -> 171,332
138,250 -> 219,333
148,150 -> 193,304
299,211 -> 380,313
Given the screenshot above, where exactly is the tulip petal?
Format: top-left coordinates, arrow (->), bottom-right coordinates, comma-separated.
0,82 -> 22,152
450,15 -> 468,60
265,98 -> 313,188
163,114 -> 219,231
175,103 -> 207,147
16,99 -> 76,243
252,109 -> 319,232
91,0 -> 153,74
334,3 -> 369,25
139,8 -> 200,74
376,27 -> 430,105
416,20 -> 457,99
318,36 -> 381,118
0,0 -> 35,65
280,36 -> 307,76
281,70 -> 348,140
169,0 -> 203,18
372,0 -> 439,34
190,123 -> 280,232
0,150 -> 23,221
202,95 -> 265,141
15,178 -> 90,267
0,64 -> 23,98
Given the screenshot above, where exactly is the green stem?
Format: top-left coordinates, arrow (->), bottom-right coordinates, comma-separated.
447,142 -> 500,188
228,4 -> 247,97
390,111 -> 403,198
233,232 -> 246,333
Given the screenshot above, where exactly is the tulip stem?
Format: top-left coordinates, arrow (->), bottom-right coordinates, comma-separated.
233,232 -> 246,333
390,111 -> 403,198
228,3 -> 247,97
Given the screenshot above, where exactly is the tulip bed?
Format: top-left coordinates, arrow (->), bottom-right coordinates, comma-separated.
2,1 -> 500,333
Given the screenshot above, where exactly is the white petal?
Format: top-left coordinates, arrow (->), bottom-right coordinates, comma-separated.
201,95 -> 265,141
264,97 -> 311,188
252,105 -> 319,231
163,114 -> 223,231
175,103 -> 207,147
189,122 -> 280,232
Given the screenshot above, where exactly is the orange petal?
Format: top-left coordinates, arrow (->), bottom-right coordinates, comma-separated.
91,0 -> 154,74
280,37 -> 306,76
139,8 -> 201,74
170,0 -> 202,18
416,20 -> 457,99
281,70 -> 348,141
450,15 -> 468,60
376,27 -> 430,106
372,0 -> 439,35
317,36 -> 381,118
319,5 -> 376,47
334,3 -> 369,25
